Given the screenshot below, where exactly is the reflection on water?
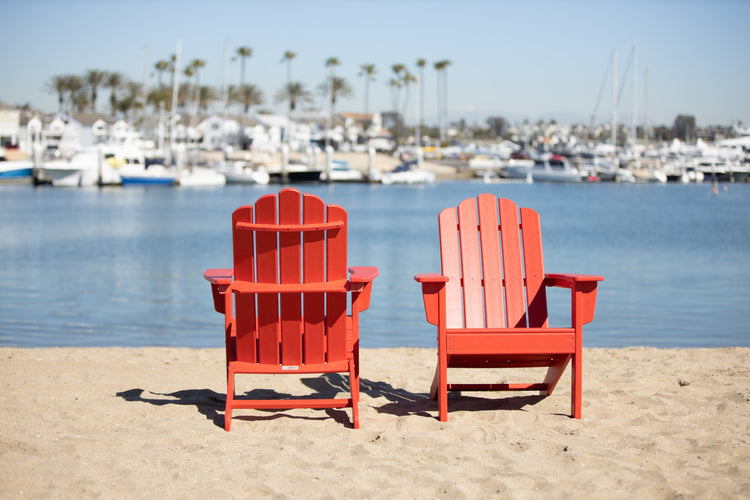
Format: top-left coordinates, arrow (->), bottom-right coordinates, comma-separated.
1,181 -> 748,348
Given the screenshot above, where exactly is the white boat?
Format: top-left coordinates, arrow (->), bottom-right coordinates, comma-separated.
379,163 -> 435,185
177,166 -> 226,187
503,154 -> 582,183
39,146 -> 124,187
693,157 -> 750,182
0,148 -> 33,182
319,161 -> 365,182
221,161 -> 270,184
119,163 -> 177,185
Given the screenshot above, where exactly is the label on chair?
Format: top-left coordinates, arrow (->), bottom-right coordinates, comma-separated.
282,366 -> 300,371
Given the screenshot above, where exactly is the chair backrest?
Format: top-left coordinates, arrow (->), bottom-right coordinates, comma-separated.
231,188 -> 349,366
439,193 -> 549,329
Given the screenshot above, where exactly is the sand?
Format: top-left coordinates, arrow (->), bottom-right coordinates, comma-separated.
1,346 -> 748,498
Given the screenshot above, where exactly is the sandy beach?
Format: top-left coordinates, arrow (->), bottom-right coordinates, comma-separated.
1,346 -> 748,498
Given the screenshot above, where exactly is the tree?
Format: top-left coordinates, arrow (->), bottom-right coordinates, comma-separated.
46,74 -> 72,112
281,51 -> 296,81
197,85 -> 217,113
66,75 -> 85,114
235,46 -> 252,87
147,87 -> 172,112
318,76 -> 352,119
358,63 -> 376,115
400,71 -> 416,120
389,63 -> 406,112
154,60 -> 170,88
85,69 -> 107,113
274,81 -> 313,112
433,59 -> 451,142
106,71 -> 124,116
233,83 -> 265,114
415,59 -> 426,146
118,81 -> 143,121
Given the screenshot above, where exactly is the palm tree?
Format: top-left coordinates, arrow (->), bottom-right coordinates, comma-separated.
235,46 -> 252,87
358,63 -> 376,115
233,83 -> 265,114
433,59 -> 451,141
281,51 -> 296,86
147,87 -> 172,112
274,81 -> 313,113
390,63 -> 406,112
118,81 -> 143,121
84,69 -> 107,113
67,75 -> 85,114
154,60 -> 170,88
46,74 -> 72,112
318,76 -> 352,119
400,71 -> 417,121
197,85 -> 217,113
416,59 -> 426,146
106,71 -> 124,117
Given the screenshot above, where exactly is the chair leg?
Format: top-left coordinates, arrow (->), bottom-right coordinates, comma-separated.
349,359 -> 360,429
225,368 -> 234,431
571,353 -> 582,419
431,355 -> 448,422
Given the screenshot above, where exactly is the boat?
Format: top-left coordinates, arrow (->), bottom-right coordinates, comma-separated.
0,148 -> 33,183
693,157 -> 750,182
502,154 -> 582,183
221,161 -> 270,184
379,162 -> 435,185
118,163 -> 177,185
267,159 -> 324,183
177,166 -> 226,187
38,146 -> 125,187
319,161 -> 365,182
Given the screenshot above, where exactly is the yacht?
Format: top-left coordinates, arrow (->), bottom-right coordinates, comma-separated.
503,154 -> 582,183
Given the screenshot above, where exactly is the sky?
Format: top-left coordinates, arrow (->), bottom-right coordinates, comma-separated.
2,0 -> 749,128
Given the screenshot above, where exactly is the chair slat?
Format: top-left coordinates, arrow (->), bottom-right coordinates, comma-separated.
326,204 -> 348,362
457,198 -> 483,328
232,206 -> 255,281
255,194 -> 280,364
232,206 -> 258,363
279,189 -> 303,365
303,194 -> 326,364
498,198 -> 526,328
439,208 -> 463,328
477,193 -> 505,328
520,207 -> 549,328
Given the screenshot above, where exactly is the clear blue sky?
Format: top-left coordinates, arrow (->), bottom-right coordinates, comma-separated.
2,0 -> 748,128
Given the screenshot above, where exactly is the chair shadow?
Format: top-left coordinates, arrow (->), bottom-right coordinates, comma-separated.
309,374 -> 547,419
116,376 -> 550,430
116,379 -> 355,429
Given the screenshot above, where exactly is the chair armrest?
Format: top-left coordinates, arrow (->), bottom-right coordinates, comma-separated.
349,266 -> 378,312
545,273 -> 603,287
414,273 -> 449,283
545,273 -> 603,325
204,268 -> 233,314
204,268 -> 233,285
349,266 -> 379,283
414,274 -> 449,325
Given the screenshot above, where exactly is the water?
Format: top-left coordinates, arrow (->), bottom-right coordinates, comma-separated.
1,181 -> 748,349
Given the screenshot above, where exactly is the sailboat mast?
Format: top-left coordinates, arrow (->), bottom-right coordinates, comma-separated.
611,49 -> 618,169
632,43 -> 638,168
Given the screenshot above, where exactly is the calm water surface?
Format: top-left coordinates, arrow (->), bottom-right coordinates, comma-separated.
1,181 -> 748,349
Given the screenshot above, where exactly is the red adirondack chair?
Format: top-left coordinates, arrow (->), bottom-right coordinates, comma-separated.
415,194 -> 603,421
204,188 -> 378,430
